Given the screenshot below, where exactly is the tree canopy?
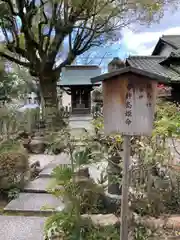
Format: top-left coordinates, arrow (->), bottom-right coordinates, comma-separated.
0,0 -> 179,77
0,59 -> 39,101
0,0 -> 179,125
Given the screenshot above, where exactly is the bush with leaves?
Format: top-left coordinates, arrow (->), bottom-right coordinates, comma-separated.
0,139 -> 29,191
45,100 -> 180,239
45,129 -> 121,238
129,101 -> 180,216
44,210 -> 120,240
155,99 -> 180,138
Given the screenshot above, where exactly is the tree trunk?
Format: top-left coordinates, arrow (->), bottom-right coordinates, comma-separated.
39,74 -> 64,129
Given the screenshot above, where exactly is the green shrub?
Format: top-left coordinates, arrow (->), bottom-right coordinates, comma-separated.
0,140 -> 29,190
44,210 -> 120,240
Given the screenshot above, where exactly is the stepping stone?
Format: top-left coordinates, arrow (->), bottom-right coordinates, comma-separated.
70,128 -> 88,139
4,193 -> 65,215
0,216 -> 46,240
39,153 -> 70,177
29,154 -> 55,169
70,115 -> 92,121
24,177 -> 57,193
69,121 -> 92,130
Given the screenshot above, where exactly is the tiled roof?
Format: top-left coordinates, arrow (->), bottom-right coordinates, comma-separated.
161,35 -> 180,49
60,65 -> 101,86
126,56 -> 180,82
170,49 -> 180,57
152,35 -> 180,55
91,66 -> 169,84
170,64 -> 180,74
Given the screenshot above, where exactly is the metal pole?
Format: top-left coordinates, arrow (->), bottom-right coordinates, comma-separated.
120,135 -> 131,240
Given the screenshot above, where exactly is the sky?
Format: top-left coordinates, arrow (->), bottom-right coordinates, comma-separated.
120,7 -> 180,57
90,6 -> 180,72
1,4 -> 180,72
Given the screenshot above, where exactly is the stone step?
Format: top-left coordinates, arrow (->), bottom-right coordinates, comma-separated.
0,216 -> 46,240
70,121 -> 92,130
4,193 -> 65,216
69,115 -> 92,121
24,177 -> 57,193
29,154 -> 55,170
39,154 -> 70,178
70,127 -> 88,138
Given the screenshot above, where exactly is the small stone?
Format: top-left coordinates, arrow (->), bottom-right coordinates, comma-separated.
81,214 -> 120,227
166,216 -> 180,230
29,139 -> 47,154
75,167 -> 90,178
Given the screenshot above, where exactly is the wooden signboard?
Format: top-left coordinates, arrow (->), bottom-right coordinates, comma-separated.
91,66 -> 168,240
103,76 -> 157,136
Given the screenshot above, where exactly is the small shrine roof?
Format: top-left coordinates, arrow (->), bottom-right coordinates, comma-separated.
60,65 -> 101,86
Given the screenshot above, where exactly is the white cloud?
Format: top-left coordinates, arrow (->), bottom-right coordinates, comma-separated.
121,26 -> 180,56
0,29 -> 5,42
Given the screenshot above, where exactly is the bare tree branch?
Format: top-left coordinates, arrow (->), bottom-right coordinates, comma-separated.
0,51 -> 30,67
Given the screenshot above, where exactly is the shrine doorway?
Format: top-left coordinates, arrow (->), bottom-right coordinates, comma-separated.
71,86 -> 92,115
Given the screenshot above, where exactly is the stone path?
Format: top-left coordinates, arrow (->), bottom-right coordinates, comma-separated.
39,154 -> 70,177
69,117 -> 95,140
2,115 -> 180,239
0,216 -> 46,240
29,154 -> 56,169
4,193 -> 64,215
24,177 -> 56,193
69,115 -> 93,133
0,115 -> 93,239
1,153 -> 70,239
4,153 -> 69,215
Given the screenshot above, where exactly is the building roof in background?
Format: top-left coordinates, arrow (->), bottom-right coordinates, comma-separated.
91,66 -> 169,84
170,49 -> 180,57
126,56 -> 180,82
161,35 -> 180,49
60,65 -> 101,86
152,35 -> 180,55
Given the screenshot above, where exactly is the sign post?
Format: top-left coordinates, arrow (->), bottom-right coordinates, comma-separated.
91,66 -> 168,240
120,135 -> 130,240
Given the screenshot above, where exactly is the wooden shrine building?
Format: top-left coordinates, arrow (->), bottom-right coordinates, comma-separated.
60,65 -> 101,115
107,35 -> 180,102
126,35 -> 180,102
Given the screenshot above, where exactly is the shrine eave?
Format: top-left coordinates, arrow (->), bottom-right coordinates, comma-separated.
59,82 -> 100,87
60,65 -> 102,86
91,66 -> 170,84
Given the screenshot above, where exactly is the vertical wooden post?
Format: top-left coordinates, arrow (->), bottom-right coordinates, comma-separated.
120,135 -> 130,240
